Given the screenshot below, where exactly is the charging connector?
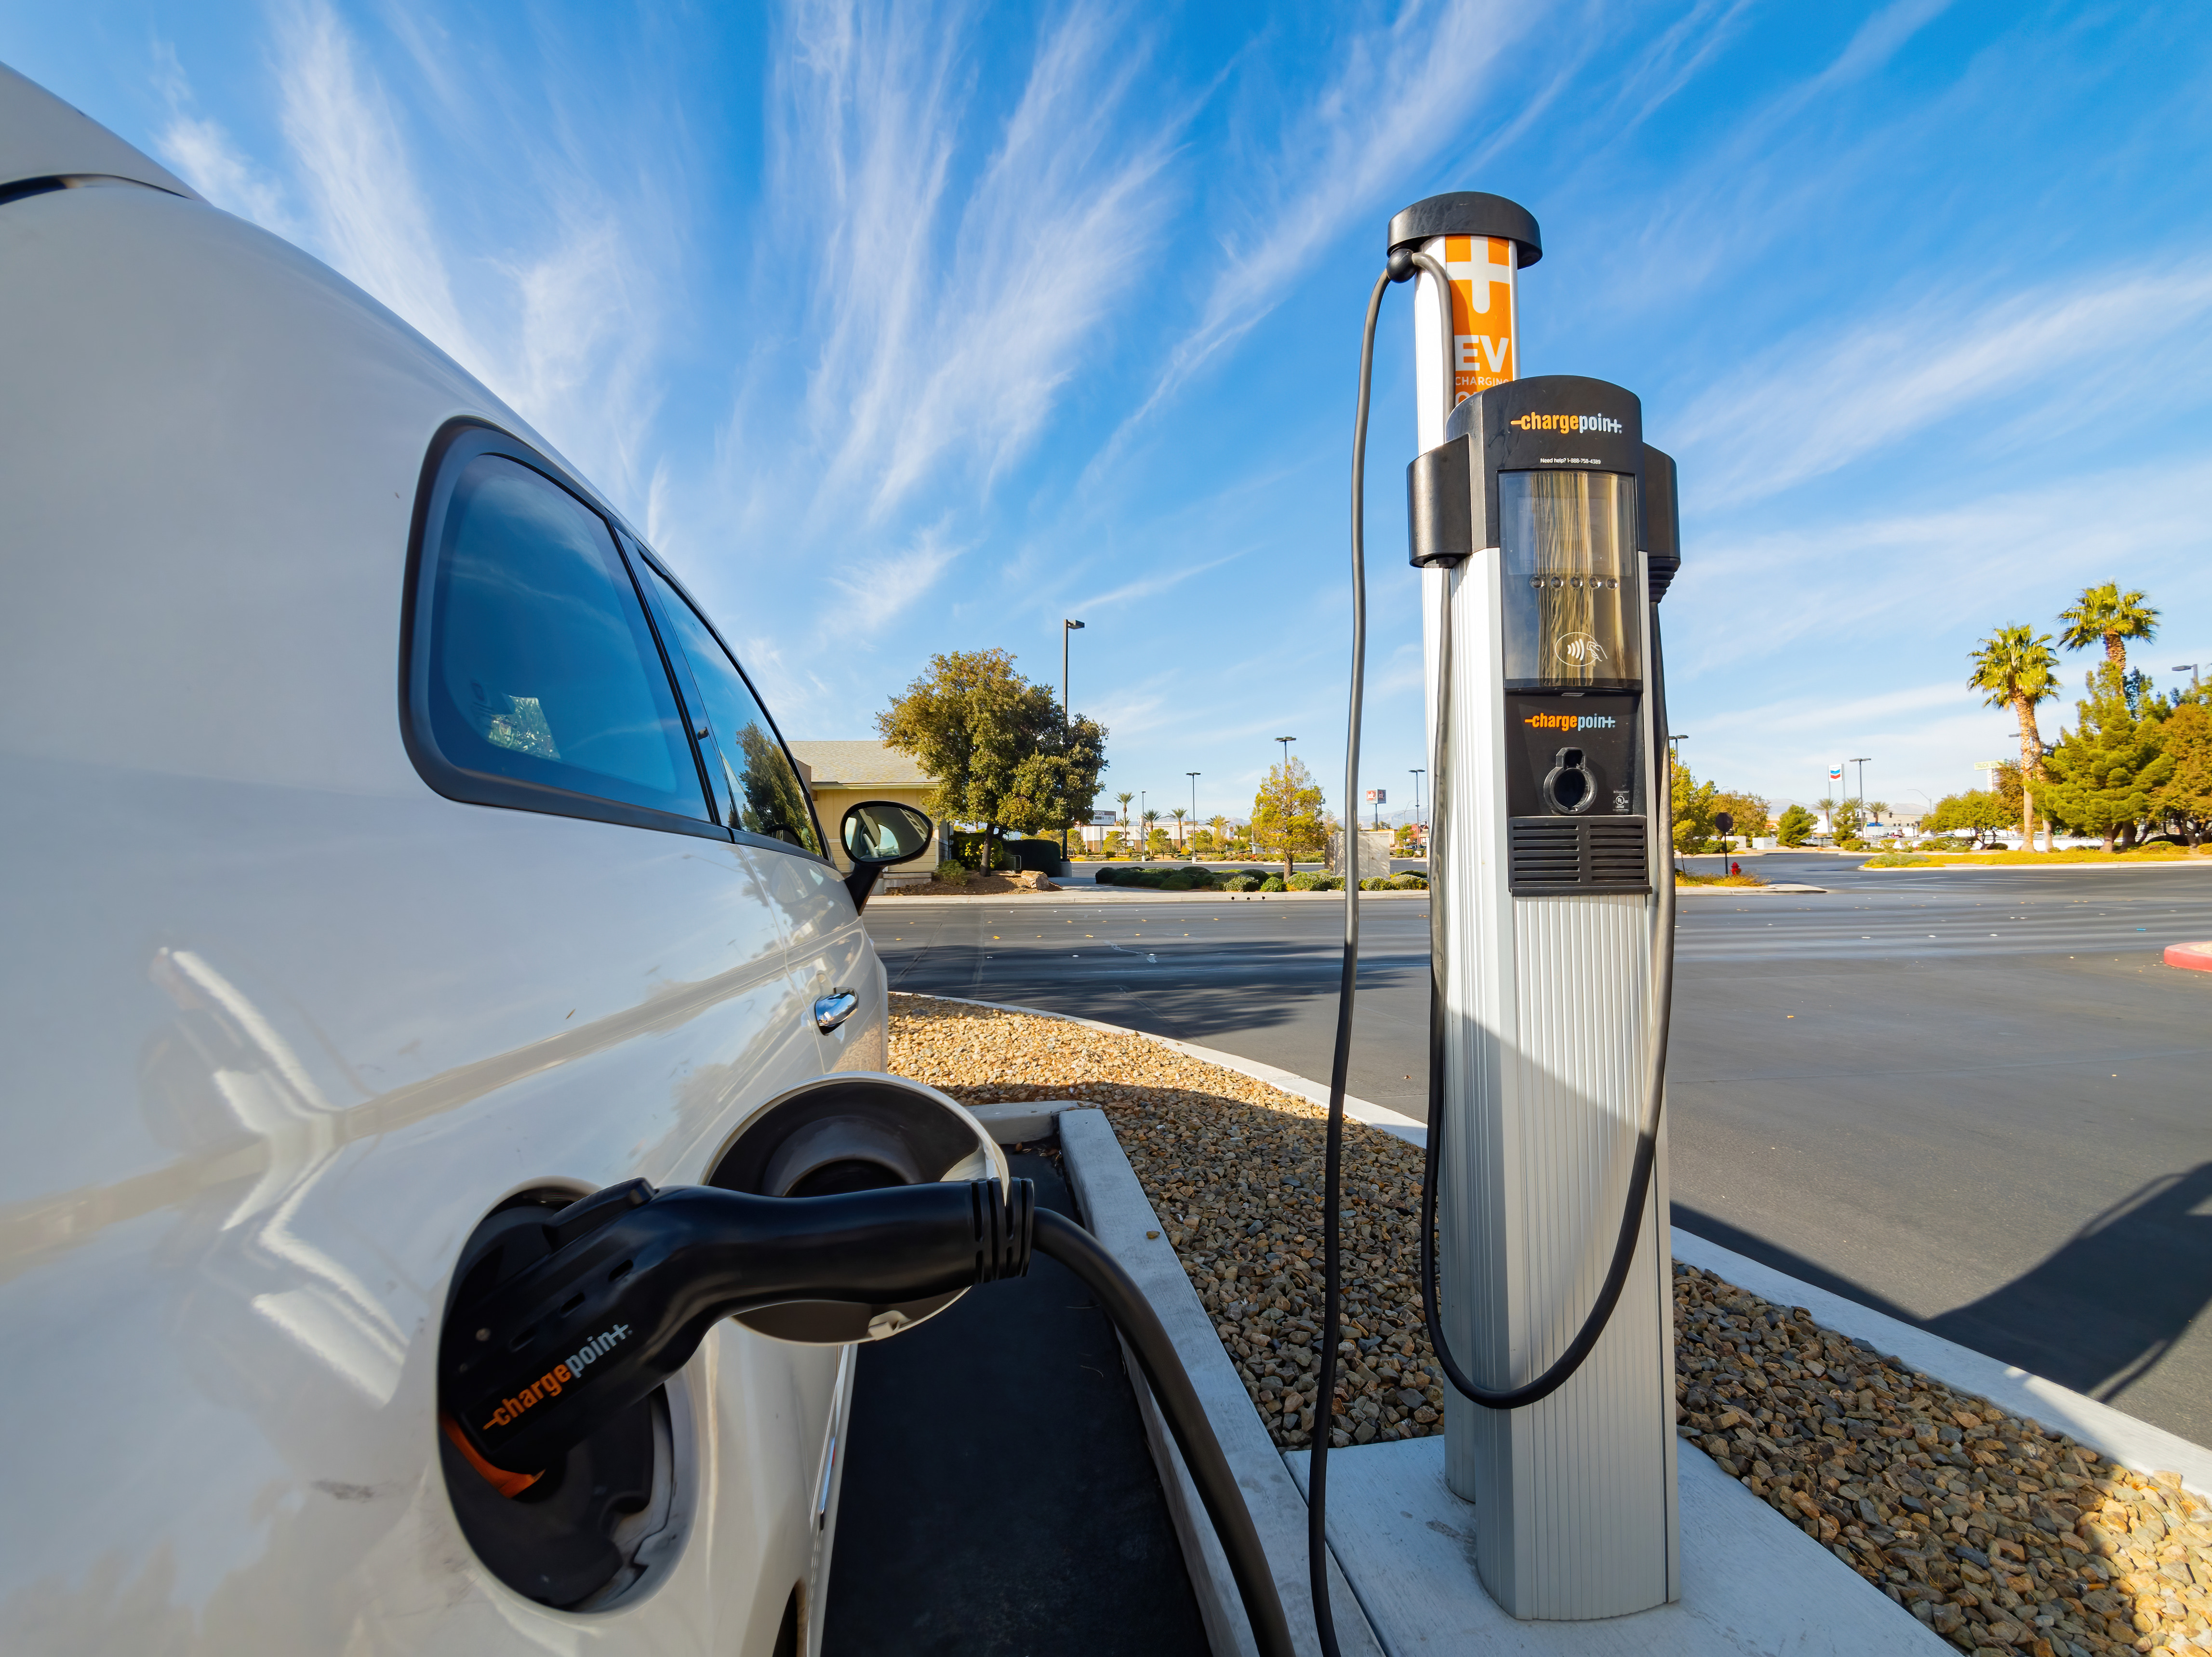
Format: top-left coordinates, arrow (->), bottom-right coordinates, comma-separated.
438,1173 -> 1295,1657
441,1176 -> 1034,1473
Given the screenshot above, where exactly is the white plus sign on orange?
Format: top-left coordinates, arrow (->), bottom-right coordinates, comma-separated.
1442,234 -> 1517,399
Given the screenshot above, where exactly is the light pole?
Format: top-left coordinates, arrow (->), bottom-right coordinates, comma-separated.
1410,768 -> 1425,858
1060,620 -> 1084,862
1849,757 -> 1871,838
2176,663 -> 2201,691
1667,735 -> 1687,872
1274,738 -> 1295,872
1138,789 -> 1146,861
1186,772 -> 1200,858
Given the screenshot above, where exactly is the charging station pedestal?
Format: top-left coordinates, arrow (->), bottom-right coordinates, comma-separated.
1397,195 -> 1682,1621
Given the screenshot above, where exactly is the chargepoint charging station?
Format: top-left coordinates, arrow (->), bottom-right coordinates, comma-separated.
1311,190 -> 1685,1639
1407,192 -> 1681,1620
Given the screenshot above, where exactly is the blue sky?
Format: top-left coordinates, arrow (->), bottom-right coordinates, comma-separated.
9,1 -> 2211,825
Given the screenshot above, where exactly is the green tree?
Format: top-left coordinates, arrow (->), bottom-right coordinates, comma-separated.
1140,809 -> 1160,860
1924,789 -> 2011,848
2041,661 -> 2173,852
1171,806 -> 1188,851
1116,791 -> 1134,828
1821,797 -> 1864,845
1968,625 -> 2060,850
1775,804 -> 1817,846
2153,701 -> 2212,845
1670,757 -> 1719,853
2057,582 -> 2159,671
1252,758 -> 1331,877
1712,790 -> 1769,849
876,648 -> 1107,867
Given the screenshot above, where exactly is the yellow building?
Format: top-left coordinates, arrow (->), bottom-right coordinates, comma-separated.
787,741 -> 944,882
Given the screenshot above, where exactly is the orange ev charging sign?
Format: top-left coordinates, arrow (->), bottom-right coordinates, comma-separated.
1441,234 -> 1518,402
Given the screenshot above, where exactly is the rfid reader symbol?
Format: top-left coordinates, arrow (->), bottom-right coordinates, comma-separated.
1555,631 -> 1605,668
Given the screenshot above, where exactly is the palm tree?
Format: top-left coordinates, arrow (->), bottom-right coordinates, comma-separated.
2058,583 -> 2159,670
1969,625 -> 2059,850
1171,806 -> 1188,852
1115,791 -> 1134,825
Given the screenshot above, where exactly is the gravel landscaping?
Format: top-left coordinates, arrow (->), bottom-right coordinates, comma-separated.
887,991 -> 2212,1657
1675,1264 -> 2211,1657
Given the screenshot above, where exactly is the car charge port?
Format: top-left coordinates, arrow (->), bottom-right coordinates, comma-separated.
438,1191 -> 692,1610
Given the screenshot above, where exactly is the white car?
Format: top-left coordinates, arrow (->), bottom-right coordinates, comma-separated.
0,62 -> 953,1654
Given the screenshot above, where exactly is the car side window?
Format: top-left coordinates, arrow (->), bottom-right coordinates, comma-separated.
634,560 -> 824,856
414,451 -> 712,827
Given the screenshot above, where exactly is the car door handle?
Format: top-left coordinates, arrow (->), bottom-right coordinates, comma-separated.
813,989 -> 859,1032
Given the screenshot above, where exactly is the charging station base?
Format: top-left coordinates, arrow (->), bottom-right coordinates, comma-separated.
1285,1436 -> 1947,1654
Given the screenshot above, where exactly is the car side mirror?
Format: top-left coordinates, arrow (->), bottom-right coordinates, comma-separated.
839,800 -> 935,910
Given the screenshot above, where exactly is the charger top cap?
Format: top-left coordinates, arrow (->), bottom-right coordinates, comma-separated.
1387,190 -> 1542,267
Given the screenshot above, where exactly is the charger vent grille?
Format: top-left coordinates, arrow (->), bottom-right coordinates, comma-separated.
1508,817 -> 1649,895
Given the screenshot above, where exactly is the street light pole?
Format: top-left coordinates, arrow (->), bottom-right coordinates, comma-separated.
1848,757 -> 1871,839
1274,737 -> 1295,873
1186,772 -> 1199,858
2176,663 -> 2201,691
1061,620 -> 1084,863
1667,735 -> 1688,874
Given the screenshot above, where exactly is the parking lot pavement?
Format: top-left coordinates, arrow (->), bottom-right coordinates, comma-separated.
869,862 -> 2212,1446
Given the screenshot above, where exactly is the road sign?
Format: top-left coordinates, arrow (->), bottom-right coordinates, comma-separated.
1365,788 -> 1387,803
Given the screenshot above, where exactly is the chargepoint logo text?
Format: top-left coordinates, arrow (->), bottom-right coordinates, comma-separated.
483,1324 -> 631,1430
1524,712 -> 1619,732
1510,412 -> 1624,435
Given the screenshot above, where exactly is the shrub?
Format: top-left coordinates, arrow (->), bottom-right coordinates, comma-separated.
1094,866 -> 1118,885
936,863 -> 970,886
1259,875 -> 1286,893
1223,874 -> 1261,892
1359,876 -> 1390,890
1389,872 -> 1428,890
1287,871 -> 1340,891
1185,867 -> 1220,888
1161,871 -> 1193,890
1859,852 -> 1932,868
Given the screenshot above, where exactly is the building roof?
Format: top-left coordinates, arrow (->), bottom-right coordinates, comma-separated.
787,740 -> 936,788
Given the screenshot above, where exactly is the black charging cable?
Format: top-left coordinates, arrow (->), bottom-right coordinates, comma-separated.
440,1176 -> 1295,1657
1306,249 -> 1679,1657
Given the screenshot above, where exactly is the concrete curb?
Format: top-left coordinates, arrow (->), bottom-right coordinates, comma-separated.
1670,1229 -> 2212,1502
1058,1109 -> 1385,1657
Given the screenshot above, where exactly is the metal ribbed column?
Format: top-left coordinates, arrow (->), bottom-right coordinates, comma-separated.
1428,553 -> 1679,1620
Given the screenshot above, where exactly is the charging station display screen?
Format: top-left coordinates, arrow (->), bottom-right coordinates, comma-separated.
1499,471 -> 1640,690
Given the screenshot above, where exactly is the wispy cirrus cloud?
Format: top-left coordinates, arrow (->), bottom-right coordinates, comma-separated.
759,0 -> 1180,527
1670,455 -> 2212,690
1674,263 -> 2212,507
152,44 -> 301,238
152,2 -> 675,516
1114,0 -> 1555,438
271,0 -> 483,376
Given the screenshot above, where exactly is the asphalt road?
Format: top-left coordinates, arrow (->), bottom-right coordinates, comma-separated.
867,854 -> 2212,1446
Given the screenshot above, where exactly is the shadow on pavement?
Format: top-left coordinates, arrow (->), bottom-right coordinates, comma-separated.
1676,1161 -> 2212,1416
821,1149 -> 1206,1657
